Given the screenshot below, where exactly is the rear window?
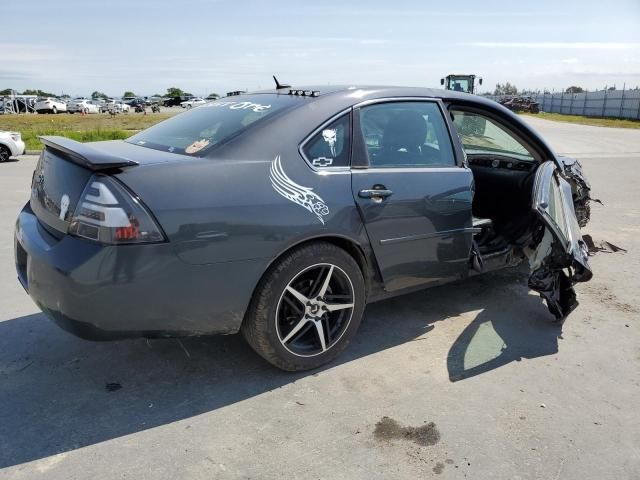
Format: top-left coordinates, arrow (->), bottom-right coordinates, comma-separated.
127,94 -> 302,156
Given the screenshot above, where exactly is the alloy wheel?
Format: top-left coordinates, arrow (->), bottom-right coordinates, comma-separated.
0,146 -> 10,162
275,263 -> 355,357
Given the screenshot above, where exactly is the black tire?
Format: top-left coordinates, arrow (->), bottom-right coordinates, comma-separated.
52,106 -> 57,114
242,242 -> 366,371
0,145 -> 11,162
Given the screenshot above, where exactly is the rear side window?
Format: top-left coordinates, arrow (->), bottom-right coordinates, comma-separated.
127,94 -> 302,156
301,114 -> 351,168
358,101 -> 455,168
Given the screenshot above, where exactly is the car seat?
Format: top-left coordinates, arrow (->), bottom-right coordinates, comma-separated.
380,110 -> 427,166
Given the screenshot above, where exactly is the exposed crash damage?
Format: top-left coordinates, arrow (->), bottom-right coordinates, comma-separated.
558,156 -> 594,228
523,162 -> 593,321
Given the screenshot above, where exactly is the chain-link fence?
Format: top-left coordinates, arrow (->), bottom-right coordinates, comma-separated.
488,88 -> 640,120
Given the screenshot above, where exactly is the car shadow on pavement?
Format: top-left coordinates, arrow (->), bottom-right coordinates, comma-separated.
446,289 -> 562,382
0,268 -> 561,468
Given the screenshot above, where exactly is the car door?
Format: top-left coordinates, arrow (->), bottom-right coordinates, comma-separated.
529,160 -> 593,317
532,161 -> 592,279
351,100 -> 474,292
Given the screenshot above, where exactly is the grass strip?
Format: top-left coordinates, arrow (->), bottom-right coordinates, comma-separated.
521,112 -> 640,129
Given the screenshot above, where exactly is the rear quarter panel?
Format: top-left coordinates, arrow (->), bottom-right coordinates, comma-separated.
115,122 -> 370,269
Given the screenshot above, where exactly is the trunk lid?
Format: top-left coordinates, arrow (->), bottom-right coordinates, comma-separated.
30,137 -> 196,234
30,148 -> 95,234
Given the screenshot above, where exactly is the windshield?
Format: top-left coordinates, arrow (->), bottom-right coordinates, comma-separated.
449,77 -> 471,93
127,94 -> 302,156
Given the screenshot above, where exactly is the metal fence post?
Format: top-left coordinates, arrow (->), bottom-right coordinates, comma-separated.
619,83 -> 625,118
570,91 -> 574,114
602,88 -> 608,117
583,90 -> 588,116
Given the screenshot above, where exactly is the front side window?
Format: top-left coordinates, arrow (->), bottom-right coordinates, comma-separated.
301,114 -> 350,168
358,101 -> 456,168
127,94 -> 303,156
450,110 -> 535,161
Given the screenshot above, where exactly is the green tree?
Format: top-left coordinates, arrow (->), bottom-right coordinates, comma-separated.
493,82 -> 518,96
207,92 -> 220,99
565,86 -> 584,94
91,90 -> 108,99
123,91 -> 136,98
166,87 -> 185,97
22,88 -> 57,97
0,88 -> 14,96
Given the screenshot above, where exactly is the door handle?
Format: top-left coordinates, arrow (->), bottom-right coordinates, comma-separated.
358,188 -> 393,199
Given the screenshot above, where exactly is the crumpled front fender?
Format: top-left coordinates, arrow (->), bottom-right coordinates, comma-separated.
557,155 -> 592,228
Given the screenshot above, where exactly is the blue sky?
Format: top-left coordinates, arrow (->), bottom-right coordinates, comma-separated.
2,0 -> 639,97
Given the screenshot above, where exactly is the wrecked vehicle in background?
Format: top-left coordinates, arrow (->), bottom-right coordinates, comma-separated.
499,95 -> 540,114
14,85 -> 592,371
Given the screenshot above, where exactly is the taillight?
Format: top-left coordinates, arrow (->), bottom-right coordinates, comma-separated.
68,175 -> 165,244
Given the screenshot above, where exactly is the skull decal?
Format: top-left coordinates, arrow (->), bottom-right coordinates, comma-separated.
322,129 -> 337,157
59,194 -> 70,221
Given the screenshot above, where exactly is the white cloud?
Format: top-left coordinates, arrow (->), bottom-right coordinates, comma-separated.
0,43 -> 65,62
465,42 -> 640,49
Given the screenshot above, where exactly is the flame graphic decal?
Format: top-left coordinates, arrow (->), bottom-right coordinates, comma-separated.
269,156 -> 329,224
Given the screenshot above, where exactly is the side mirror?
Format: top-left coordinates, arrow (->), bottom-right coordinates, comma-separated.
440,78 -> 445,86
479,78 -> 483,86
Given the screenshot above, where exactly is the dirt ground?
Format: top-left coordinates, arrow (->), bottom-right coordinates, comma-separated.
0,117 -> 639,479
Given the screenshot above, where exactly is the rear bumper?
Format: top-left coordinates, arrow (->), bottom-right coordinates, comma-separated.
14,204 -> 266,340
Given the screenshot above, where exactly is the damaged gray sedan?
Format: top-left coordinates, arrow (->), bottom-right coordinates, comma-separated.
14,85 -> 592,371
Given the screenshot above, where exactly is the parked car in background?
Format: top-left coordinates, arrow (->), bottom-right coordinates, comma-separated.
99,99 -> 129,113
145,96 -> 164,106
163,95 -> 193,107
180,97 -> 206,108
14,86 -> 593,371
123,97 -> 146,107
0,131 -> 25,161
35,97 -> 67,114
115,101 -> 131,113
99,99 -> 115,113
90,99 -> 106,111
67,98 -> 99,114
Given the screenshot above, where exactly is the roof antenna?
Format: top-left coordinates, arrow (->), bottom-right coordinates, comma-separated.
273,75 -> 291,90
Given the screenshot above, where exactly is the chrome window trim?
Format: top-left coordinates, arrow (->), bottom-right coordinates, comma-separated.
350,97 -> 463,169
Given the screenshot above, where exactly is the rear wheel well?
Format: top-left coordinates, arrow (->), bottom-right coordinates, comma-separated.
283,237 -> 370,288
247,236 -> 373,318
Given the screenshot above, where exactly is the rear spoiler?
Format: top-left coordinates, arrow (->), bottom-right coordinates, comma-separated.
39,136 -> 138,170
